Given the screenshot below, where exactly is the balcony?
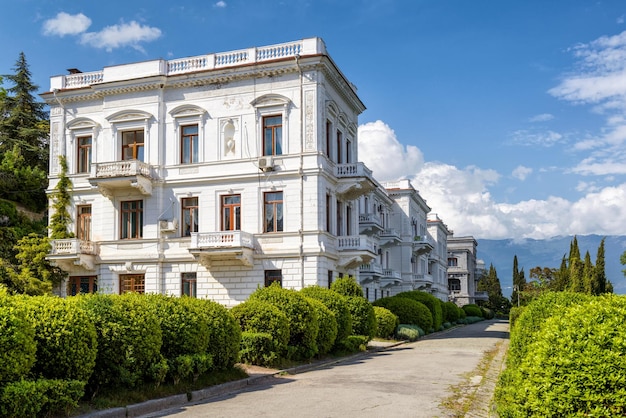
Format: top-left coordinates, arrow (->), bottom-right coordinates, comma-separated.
380,268 -> 402,288
358,213 -> 383,235
412,235 -> 434,256
89,160 -> 155,198
334,163 -> 376,200
379,228 -> 401,247
47,239 -> 98,271
337,235 -> 377,269
358,261 -> 383,284
189,231 -> 255,268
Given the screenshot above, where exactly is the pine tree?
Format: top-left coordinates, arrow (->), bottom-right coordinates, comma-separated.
0,52 -> 49,170
49,155 -> 74,239
569,236 -> 581,266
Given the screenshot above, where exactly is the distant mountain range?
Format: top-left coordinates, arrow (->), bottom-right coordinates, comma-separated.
476,235 -> 626,298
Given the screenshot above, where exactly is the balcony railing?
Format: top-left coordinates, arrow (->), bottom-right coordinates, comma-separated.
382,269 -> 401,280
358,213 -> 383,235
91,160 -> 153,179
335,162 -> 373,179
337,235 -> 376,253
359,261 -> 383,276
190,231 -> 254,249
50,239 -> 98,255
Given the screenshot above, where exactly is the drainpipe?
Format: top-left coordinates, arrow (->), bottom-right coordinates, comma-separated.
295,54 -> 305,289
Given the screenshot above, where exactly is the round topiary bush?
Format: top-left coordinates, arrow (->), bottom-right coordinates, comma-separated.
497,295 -> 626,417
442,301 -> 460,323
197,298 -> 241,369
305,297 -> 338,355
0,292 -> 36,383
396,291 -> 443,330
461,304 -> 483,318
250,283 -> 319,360
20,295 -> 97,382
300,286 -> 352,344
481,306 -> 495,319
373,306 -> 398,339
231,299 -> 289,358
78,293 -> 163,390
458,306 -> 466,320
144,294 -> 210,359
330,276 -> 363,297
373,296 -> 433,332
345,295 -> 377,340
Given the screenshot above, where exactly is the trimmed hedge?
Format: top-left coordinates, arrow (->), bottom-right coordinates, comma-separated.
330,276 -> 363,297
461,304 -> 483,318
373,297 -> 433,332
305,297 -> 337,355
78,293 -> 163,390
396,324 -> 424,341
300,286 -> 353,344
239,332 -> 278,367
231,299 -> 289,359
344,295 -> 377,340
18,295 -> 97,382
250,284 -> 319,360
199,299 -> 241,370
497,295 -> 626,417
396,291 -> 443,331
373,306 -> 398,339
0,378 -> 84,418
442,301 -> 460,323
0,293 -> 36,383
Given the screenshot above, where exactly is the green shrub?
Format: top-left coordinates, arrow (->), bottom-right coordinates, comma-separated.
458,306 -> 466,319
0,378 -> 84,418
463,316 -> 483,324
199,299 -> 241,369
481,307 -> 495,319
0,294 -> 36,383
508,306 -> 524,328
442,301 -> 460,323
395,324 -> 424,341
396,291 -> 443,330
334,335 -> 368,353
300,286 -> 353,344
250,284 -> 319,360
144,294 -> 209,359
239,332 -> 279,367
462,304 -> 483,318
17,295 -> 97,382
78,293 -> 163,391
345,295 -> 376,340
167,354 -> 212,385
231,299 -> 289,358
507,291 -> 592,369
374,306 -> 399,339
372,296 -> 432,332
330,276 -> 363,297
305,297 -> 337,355
497,295 -> 626,417
443,321 -> 452,329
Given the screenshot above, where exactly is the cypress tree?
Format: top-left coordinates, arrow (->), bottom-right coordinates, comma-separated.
582,251 -> 594,295
593,237 -> 607,295
49,155 -> 74,240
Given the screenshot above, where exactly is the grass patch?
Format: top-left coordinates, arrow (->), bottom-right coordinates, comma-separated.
71,367 -> 248,416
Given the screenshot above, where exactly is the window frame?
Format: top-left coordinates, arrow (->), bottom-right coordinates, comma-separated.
262,115 -> 283,156
182,272 -> 197,297
121,129 -> 145,161
181,197 -> 199,237
221,194 -> 241,231
77,205 -> 92,241
264,191 -> 283,233
76,135 -> 92,174
120,274 -> 145,294
448,257 -> 458,267
68,276 -> 97,296
264,270 -> 282,287
180,124 -> 199,164
120,200 -> 143,240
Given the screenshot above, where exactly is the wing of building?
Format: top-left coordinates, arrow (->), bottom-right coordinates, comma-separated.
42,37 -> 482,307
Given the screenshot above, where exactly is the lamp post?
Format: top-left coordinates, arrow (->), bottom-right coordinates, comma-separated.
513,285 -> 520,307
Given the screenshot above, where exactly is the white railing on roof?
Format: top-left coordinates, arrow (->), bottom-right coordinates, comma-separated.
65,71 -> 104,88
256,42 -> 302,61
167,56 -> 209,75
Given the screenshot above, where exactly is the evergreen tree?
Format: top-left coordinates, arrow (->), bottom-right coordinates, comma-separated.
49,155 -> 74,239
582,250 -> 594,294
511,255 -> 520,305
478,263 -> 510,311
569,258 -> 585,293
553,255 -> 569,291
569,236 -> 581,266
590,238 -> 606,295
0,52 -> 49,170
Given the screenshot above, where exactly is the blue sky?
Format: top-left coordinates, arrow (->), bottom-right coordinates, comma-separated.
2,0 -> 626,240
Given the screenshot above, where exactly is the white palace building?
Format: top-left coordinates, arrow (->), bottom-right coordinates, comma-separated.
43,37 -> 476,306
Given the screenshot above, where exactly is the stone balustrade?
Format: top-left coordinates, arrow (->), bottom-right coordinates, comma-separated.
91,160 -> 153,179
190,231 -> 254,249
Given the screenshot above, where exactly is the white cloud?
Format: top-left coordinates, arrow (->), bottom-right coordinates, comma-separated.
42,12 -> 91,37
529,113 -> 554,122
509,129 -> 563,147
80,21 -> 162,52
214,1 -> 227,7
512,165 -> 532,181
357,120 -> 424,181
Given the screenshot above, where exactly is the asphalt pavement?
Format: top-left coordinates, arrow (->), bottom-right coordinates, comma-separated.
127,319 -> 510,418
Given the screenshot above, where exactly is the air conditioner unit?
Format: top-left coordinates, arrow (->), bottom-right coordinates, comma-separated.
159,219 -> 178,232
258,156 -> 275,171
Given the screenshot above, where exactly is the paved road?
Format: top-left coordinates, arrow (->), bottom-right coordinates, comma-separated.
143,320 -> 509,418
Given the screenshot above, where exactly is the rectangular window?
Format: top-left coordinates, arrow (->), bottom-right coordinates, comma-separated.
182,197 -> 198,237
182,272 -> 197,297
346,204 -> 352,235
122,130 -> 144,161
221,194 -> 241,231
264,191 -> 283,233
325,120 -> 332,158
77,136 -> 92,173
120,200 -> 143,239
68,276 -> 97,296
325,193 -> 331,233
264,270 -> 282,287
448,258 -> 458,267
336,131 -> 342,164
263,115 -> 282,156
336,200 -> 343,236
346,138 -> 352,163
77,205 -> 92,241
328,270 -> 333,289
120,274 -> 145,294
181,124 -> 199,164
